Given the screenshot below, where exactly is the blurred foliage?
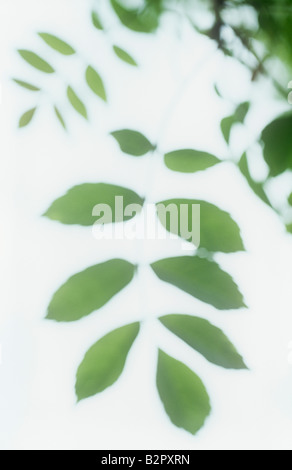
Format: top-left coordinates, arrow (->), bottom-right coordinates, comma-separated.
13,0 -> 292,436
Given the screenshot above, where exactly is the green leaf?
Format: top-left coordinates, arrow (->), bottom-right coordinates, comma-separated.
85,66 -> 107,102
111,129 -> 155,156
47,259 -> 136,322
220,116 -> 234,144
221,102 -> 250,144
113,45 -> 137,66
157,199 -> 244,253
12,79 -> 40,91
44,183 -> 144,226
286,223 -> 292,234
76,322 -> 140,401
238,153 -> 271,206
18,49 -> 55,73
261,113 -> 292,176
67,86 -> 88,119
38,33 -> 75,55
234,102 -> 250,122
91,10 -> 104,30
160,314 -> 247,369
164,149 -> 220,173
18,107 -> 37,128
54,106 -> 66,130
288,193 -> 292,206
151,256 -> 246,310
156,350 -> 211,435
110,0 -> 159,33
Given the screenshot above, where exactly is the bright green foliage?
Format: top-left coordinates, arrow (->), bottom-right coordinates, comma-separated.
19,107 -> 37,128
54,106 -> 66,130
85,66 -> 107,101
44,183 -> 144,225
164,149 -> 220,173
38,33 -> 75,55
160,314 -> 247,369
67,86 -> 88,119
47,259 -> 136,322
151,256 -> 246,310
13,79 -> 40,91
111,129 -> 155,156
113,45 -> 137,66
18,49 -> 55,73
91,10 -> 104,30
157,199 -> 244,253
76,323 -> 140,401
110,0 -> 159,33
156,350 -> 211,435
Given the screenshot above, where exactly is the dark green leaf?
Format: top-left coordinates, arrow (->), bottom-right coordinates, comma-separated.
13,79 -> 40,91
111,129 -> 155,156
261,113 -> 292,176
76,322 -> 140,401
38,33 -> 75,55
151,256 -> 246,310
91,10 -> 104,30
113,45 -> 137,66
156,350 -> 211,435
18,107 -> 37,128
164,149 -> 220,173
47,259 -> 136,322
18,49 -> 55,73
160,314 -> 247,369
288,193 -> 292,206
67,86 -> 88,119
54,106 -> 66,130
110,0 -> 159,33
157,199 -> 244,253
85,66 -> 107,102
238,153 -> 271,206
43,183 -> 144,225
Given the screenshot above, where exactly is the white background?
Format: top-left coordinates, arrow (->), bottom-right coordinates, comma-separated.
1,0 -> 292,450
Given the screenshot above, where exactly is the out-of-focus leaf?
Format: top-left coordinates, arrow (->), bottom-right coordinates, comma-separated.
111,129 -> 155,156
76,322 -> 140,401
157,199 -> 244,253
238,153 -> 271,206
113,45 -> 137,66
110,0 -> 159,33
54,106 -> 66,130
91,10 -> 104,30
220,116 -> 234,143
164,149 -> 220,173
19,107 -> 37,128
160,314 -> 247,369
44,183 -> 144,226
38,33 -> 75,55
67,86 -> 88,119
13,79 -> 40,91
288,193 -> 292,206
261,113 -> 292,176
18,49 -> 55,73
85,66 -> 107,102
221,102 -> 250,143
151,256 -> 246,310
286,223 -> 292,234
156,350 -> 211,435
47,259 -> 136,322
